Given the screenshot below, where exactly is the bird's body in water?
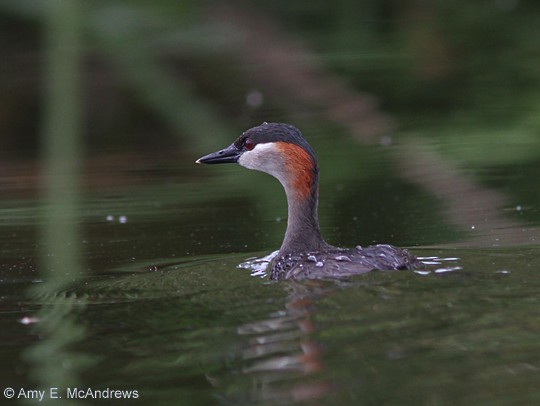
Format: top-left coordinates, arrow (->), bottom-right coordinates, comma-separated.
196,122 -> 420,280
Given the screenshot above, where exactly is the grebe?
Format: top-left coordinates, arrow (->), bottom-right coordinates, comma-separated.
196,122 -> 420,280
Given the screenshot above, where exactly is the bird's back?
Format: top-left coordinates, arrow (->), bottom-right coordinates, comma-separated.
271,244 -> 420,280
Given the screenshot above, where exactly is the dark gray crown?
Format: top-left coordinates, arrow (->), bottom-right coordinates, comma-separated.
234,122 -> 317,163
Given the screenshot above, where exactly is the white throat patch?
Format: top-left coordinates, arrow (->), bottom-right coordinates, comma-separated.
238,142 -> 288,186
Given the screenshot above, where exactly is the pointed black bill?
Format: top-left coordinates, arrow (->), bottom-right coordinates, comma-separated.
196,143 -> 241,164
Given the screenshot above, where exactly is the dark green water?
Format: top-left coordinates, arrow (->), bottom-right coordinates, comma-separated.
1,131 -> 539,405
2,1 -> 540,404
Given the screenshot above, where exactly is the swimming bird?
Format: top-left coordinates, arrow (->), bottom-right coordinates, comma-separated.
196,122 -> 420,280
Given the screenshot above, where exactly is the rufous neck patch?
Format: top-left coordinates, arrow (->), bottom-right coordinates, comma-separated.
275,141 -> 315,199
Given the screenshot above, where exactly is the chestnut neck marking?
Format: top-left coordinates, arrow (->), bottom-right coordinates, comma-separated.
275,141 -> 316,200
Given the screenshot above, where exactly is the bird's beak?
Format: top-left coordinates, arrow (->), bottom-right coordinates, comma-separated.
196,143 -> 242,164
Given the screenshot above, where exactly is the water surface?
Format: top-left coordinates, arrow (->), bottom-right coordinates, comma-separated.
1,136 -> 539,405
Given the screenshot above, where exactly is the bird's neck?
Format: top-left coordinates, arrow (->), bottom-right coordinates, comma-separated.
279,178 -> 332,256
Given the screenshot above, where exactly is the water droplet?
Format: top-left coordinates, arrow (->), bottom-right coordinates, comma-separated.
106,215 -> 114,222
315,261 -> 324,267
307,255 -> 317,262
237,251 -> 277,277
19,316 -> 39,325
434,266 -> 462,273
119,215 -> 128,223
335,255 -> 351,262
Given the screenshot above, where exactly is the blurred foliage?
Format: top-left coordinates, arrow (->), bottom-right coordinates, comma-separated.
259,0 -> 540,166
266,0 -> 540,114
0,0 -> 236,156
1,0 -> 540,160
0,0 -> 539,246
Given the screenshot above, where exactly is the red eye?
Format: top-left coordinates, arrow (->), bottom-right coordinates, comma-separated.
244,138 -> 255,151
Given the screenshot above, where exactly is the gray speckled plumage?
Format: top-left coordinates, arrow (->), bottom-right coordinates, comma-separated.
271,244 -> 420,280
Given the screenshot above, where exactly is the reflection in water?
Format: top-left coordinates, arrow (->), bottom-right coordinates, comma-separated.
23,296 -> 93,398
236,281 -> 333,403
231,253 -> 464,403
22,1 -> 93,402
